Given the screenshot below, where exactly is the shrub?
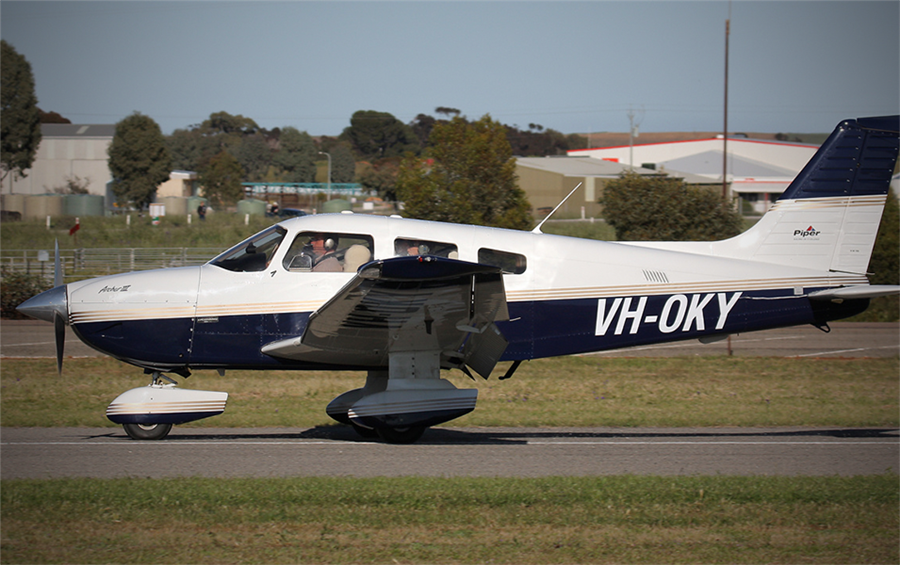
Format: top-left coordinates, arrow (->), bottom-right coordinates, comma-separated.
1,270 -> 51,319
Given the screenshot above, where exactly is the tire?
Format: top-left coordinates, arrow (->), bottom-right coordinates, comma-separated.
350,422 -> 380,439
376,426 -> 426,444
123,423 -> 173,440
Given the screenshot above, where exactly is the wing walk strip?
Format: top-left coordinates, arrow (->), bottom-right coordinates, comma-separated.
69,276 -> 868,324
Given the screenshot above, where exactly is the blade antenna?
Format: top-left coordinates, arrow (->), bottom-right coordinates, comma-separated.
532,182 -> 583,234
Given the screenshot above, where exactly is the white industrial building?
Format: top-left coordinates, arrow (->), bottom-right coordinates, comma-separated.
1,124 -> 115,197
568,137 -> 820,214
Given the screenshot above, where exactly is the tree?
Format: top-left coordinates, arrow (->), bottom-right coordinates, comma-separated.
396,115 -> 532,230
505,123 -> 570,156
856,190 -> 900,321
328,143 -> 356,183
273,127 -> 317,183
341,110 -> 419,161
107,112 -> 171,209
599,172 -> 743,241
1,40 -> 42,185
867,190 -> 899,285
233,133 -> 272,182
358,158 -> 401,204
202,151 -> 245,208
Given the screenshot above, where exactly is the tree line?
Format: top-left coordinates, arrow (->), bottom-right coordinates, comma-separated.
103,108 -> 583,216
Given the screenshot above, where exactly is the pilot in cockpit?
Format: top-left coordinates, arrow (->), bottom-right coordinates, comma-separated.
307,233 -> 342,272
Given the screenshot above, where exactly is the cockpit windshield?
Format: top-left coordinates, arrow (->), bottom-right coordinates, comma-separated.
209,225 -> 287,272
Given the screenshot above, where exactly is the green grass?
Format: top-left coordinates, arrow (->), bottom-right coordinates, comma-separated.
2,356 -> 897,428
2,475 -> 897,564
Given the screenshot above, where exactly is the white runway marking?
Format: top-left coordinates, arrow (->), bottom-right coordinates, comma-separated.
795,345 -> 900,357
3,440 -> 897,447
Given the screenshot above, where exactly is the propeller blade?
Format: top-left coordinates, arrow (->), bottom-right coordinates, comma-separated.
54,312 -> 65,374
54,239 -> 62,288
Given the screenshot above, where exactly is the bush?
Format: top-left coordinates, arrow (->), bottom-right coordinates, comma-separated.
600,172 -> 742,241
1,270 -> 52,319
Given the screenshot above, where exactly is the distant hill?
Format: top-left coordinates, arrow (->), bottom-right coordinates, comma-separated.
576,131 -> 828,149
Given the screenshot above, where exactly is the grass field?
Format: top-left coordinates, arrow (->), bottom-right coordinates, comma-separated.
2,475 -> 897,564
2,355 -> 897,429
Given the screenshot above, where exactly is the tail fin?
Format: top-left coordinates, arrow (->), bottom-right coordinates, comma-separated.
717,115 -> 899,273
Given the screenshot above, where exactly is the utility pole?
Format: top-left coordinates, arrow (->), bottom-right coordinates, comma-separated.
722,15 -> 730,200
627,106 -> 643,171
724,7 -> 733,357
318,151 -> 331,201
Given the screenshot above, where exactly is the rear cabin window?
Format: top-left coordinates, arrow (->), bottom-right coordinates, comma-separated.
394,238 -> 458,259
282,232 -> 374,273
478,248 -> 527,274
210,225 -> 287,272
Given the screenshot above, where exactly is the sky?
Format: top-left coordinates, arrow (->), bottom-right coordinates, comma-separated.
2,0 -> 898,137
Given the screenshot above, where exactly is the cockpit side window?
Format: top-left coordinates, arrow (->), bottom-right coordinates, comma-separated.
478,248 -> 527,274
282,232 -> 374,273
394,238 -> 458,259
209,225 -> 287,272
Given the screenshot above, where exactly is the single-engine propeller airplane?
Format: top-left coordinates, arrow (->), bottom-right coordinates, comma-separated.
17,115 -> 900,443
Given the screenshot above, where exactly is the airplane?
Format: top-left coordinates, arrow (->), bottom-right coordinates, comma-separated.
16,115 -> 900,443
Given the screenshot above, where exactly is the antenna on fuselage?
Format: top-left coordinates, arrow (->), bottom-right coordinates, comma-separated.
531,182 -> 583,234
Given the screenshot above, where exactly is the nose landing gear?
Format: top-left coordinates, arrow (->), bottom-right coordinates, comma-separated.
107,371 -> 228,440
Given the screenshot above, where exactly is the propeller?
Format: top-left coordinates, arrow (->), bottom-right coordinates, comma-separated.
53,240 -> 64,374
54,239 -> 62,287
15,240 -> 69,375
54,311 -> 65,374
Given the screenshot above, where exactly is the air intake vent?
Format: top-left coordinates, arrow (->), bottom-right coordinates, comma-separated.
642,270 -> 669,283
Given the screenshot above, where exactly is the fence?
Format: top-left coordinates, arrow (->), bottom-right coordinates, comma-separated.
1,248 -> 222,282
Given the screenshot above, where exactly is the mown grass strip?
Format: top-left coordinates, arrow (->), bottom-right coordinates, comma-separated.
2,356 -> 897,428
2,475 -> 897,564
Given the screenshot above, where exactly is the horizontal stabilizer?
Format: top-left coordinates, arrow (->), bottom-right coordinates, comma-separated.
808,285 -> 900,301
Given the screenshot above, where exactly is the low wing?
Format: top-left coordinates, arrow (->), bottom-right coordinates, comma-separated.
261,256 -> 510,378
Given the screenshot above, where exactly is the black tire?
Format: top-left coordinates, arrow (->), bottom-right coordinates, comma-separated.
351,422 -> 380,439
376,426 -> 426,444
123,423 -> 173,440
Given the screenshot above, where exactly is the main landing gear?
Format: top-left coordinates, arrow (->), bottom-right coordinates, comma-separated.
326,352 -> 478,444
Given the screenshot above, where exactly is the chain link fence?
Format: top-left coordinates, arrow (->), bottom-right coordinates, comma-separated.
1,248 -> 223,282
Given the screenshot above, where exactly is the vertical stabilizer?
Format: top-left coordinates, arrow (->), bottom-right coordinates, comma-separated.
715,116 -> 899,273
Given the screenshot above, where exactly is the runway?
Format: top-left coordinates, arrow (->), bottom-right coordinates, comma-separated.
1,319 -> 897,359
2,426 -> 897,479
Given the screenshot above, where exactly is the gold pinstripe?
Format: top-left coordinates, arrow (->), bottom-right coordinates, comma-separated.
70,275 -> 868,324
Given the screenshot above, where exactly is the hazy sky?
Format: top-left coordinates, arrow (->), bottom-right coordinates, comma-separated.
2,1 -> 898,137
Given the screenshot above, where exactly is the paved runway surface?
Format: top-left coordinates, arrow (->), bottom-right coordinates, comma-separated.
2,426 -> 897,479
2,319 -> 898,359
